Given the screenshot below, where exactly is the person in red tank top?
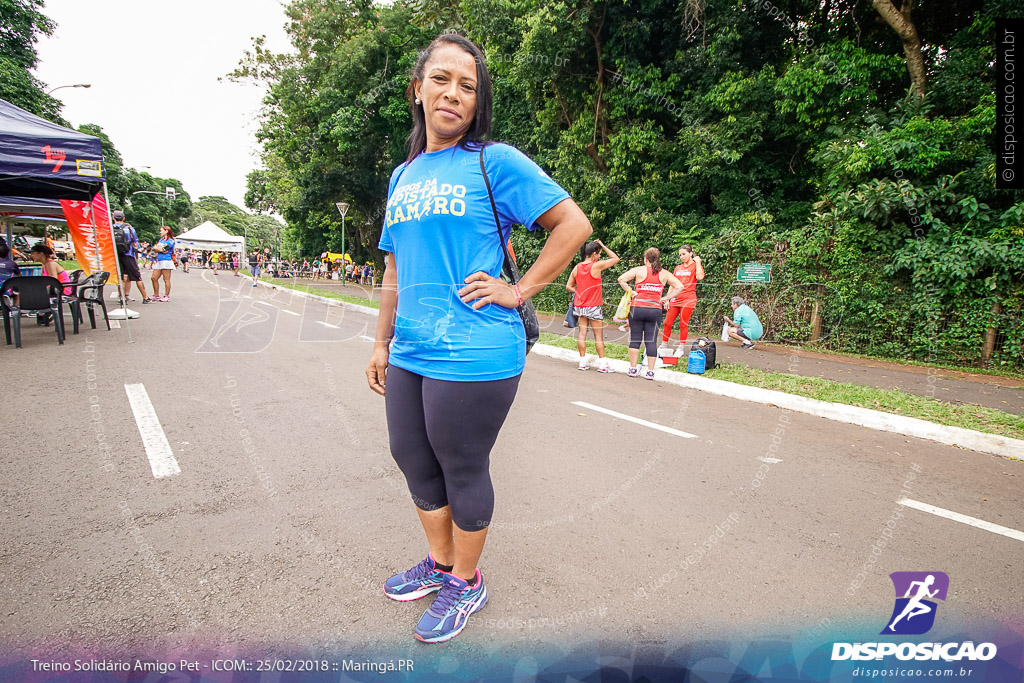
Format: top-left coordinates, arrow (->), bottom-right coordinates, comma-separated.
566,240 -> 619,372
661,245 -> 705,347
617,248 -> 684,379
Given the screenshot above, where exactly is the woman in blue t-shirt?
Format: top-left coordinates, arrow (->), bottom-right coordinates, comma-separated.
150,226 -> 176,302
366,33 -> 593,643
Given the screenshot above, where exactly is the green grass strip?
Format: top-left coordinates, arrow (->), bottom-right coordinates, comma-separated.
538,332 -> 1024,440
263,278 -> 381,309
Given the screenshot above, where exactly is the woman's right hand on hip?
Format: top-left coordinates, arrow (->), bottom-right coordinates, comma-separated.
366,347 -> 389,396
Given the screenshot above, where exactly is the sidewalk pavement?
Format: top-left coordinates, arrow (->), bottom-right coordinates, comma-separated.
265,277 -> 1024,416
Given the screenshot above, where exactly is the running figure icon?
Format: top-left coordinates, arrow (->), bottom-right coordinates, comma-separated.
888,574 -> 938,631
882,571 -> 949,635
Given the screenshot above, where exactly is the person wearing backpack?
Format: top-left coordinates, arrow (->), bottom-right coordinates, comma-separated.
113,210 -> 152,304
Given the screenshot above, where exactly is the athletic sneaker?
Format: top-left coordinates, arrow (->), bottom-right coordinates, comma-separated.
252,283 -> 257,288
414,570 -> 487,643
383,554 -> 447,602
141,298 -> 153,304
645,370 -> 656,380
741,341 -> 755,350
627,367 -> 639,378
597,361 -> 613,373
578,361 -> 588,371
154,295 -> 169,302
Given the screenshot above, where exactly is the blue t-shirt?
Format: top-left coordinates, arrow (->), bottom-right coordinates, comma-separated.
156,238 -> 175,262
0,257 -> 20,285
733,304 -> 763,341
378,142 -> 570,381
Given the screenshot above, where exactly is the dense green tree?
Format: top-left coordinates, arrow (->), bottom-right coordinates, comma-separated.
120,171 -> 191,242
77,124 -> 129,206
0,0 -> 64,121
240,0 -> 1024,367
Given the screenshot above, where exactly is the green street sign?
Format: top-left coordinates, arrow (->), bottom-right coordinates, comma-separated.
737,262 -> 771,283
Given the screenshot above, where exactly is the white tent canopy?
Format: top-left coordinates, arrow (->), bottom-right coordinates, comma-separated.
176,220 -> 245,253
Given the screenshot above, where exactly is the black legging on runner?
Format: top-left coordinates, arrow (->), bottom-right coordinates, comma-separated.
384,364 -> 521,532
628,306 -> 662,357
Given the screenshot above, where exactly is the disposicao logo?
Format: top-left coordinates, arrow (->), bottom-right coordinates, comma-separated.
882,571 -> 948,635
831,571 -> 997,663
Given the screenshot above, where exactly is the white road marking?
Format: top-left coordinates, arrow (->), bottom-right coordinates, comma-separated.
571,401 -> 697,439
124,383 -> 180,478
758,457 -> 783,464
316,320 -> 341,329
360,335 -> 375,342
898,498 -> 1024,543
110,320 -> 121,328
281,310 -> 299,316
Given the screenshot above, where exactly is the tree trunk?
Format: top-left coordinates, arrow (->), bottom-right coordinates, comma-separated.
810,285 -> 825,343
980,299 -> 1002,366
871,0 -> 926,98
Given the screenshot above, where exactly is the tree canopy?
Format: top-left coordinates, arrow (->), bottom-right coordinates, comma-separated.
236,0 -> 1022,368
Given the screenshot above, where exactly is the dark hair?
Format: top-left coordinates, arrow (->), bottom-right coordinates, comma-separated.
582,241 -> 602,259
0,243 -> 9,259
644,247 -> 662,273
31,243 -> 54,258
679,244 -> 693,255
405,33 -> 493,164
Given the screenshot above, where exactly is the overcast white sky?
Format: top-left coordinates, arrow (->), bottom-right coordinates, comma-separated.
34,0 -> 293,210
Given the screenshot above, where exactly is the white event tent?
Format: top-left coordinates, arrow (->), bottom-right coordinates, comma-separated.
176,221 -> 245,253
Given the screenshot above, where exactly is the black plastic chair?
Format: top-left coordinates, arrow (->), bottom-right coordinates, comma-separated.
75,271 -> 111,331
59,270 -> 85,334
1,276 -> 66,348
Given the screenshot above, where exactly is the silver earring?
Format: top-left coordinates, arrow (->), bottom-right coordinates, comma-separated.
415,97 -> 421,104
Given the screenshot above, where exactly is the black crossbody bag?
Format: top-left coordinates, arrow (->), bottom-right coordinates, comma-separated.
479,146 -> 540,353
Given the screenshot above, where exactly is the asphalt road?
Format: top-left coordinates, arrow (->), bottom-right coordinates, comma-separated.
1,270 -> 1021,673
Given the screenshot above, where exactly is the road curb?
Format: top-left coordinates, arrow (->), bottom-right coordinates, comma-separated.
530,345 -> 1023,460
246,277 -> 1022,460
249,276 -> 379,316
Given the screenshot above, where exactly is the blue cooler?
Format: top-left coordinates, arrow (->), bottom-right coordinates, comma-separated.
687,350 -> 706,374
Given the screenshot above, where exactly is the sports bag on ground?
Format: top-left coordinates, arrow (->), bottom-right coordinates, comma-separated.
690,336 -> 718,370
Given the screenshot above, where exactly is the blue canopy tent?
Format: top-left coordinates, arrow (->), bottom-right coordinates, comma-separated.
0,98 -> 133,327
0,97 -> 105,253
0,98 -> 105,200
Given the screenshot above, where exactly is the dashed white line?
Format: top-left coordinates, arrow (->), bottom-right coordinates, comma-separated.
898,498 -> 1024,543
316,320 -> 341,329
281,310 -> 300,316
571,401 -> 697,439
758,457 -> 783,464
360,335 -> 375,342
124,383 -> 180,478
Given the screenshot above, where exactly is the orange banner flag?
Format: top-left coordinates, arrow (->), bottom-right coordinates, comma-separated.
60,193 -> 119,284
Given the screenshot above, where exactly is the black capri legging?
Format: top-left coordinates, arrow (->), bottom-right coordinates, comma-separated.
384,364 -> 521,532
628,306 -> 662,358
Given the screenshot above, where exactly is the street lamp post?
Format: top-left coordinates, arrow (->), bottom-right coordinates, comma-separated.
336,202 -> 349,285
47,83 -> 91,95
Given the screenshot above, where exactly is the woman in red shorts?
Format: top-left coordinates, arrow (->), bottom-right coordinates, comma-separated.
661,245 -> 704,349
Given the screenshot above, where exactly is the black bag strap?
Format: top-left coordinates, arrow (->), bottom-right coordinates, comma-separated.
478,146 -> 519,284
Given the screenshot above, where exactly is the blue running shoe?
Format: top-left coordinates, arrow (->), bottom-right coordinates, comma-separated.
383,555 -> 446,602
414,570 -> 487,643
